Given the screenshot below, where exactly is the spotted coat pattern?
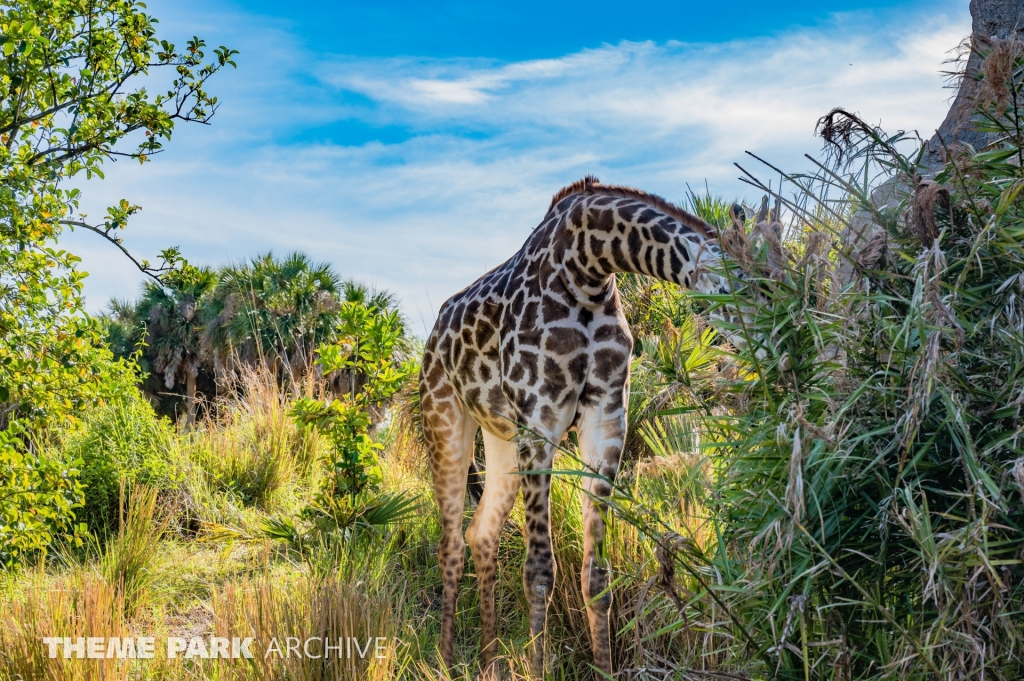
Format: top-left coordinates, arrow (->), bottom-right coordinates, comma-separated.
420,177 -> 733,678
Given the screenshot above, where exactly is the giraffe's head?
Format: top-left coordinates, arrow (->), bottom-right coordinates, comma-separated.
691,202 -> 780,360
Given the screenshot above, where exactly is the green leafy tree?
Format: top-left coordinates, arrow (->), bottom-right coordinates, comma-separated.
0,0 -> 234,560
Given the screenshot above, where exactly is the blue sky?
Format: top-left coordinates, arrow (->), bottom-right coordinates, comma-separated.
67,0 -> 970,334
209,0 -> 931,61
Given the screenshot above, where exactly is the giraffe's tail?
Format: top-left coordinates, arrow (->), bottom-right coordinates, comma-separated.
467,458 -> 485,504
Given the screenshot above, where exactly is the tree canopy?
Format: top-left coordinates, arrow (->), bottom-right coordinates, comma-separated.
0,0 -> 235,559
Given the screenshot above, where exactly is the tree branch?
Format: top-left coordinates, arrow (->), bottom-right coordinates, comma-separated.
59,220 -> 166,284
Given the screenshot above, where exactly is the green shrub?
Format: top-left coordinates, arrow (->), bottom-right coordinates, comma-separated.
291,300 -> 414,502
0,426 -> 86,564
62,368 -> 179,534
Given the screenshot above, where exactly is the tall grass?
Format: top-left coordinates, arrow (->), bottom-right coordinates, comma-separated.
179,365 -> 327,526
624,41 -> 1024,680
207,570 -> 409,681
0,558 -> 409,681
101,485 -> 171,616
0,574 -> 131,681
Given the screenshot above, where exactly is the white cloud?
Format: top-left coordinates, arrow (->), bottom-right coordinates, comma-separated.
66,1 -> 970,334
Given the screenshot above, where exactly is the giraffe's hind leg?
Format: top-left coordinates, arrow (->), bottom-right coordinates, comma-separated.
421,368 -> 477,671
465,430 -> 520,675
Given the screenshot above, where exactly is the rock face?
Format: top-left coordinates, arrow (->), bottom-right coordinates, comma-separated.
839,0 -> 1022,283
922,0 -> 1024,166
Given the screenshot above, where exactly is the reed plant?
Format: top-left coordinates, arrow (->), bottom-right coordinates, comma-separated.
101,485 -> 172,617
0,573 -> 131,681
619,39 -> 1024,681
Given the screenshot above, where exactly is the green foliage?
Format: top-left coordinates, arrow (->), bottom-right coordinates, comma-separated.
321,301 -> 413,403
259,490 -> 422,553
632,47 -> 1024,680
685,185 -> 739,229
291,396 -> 380,499
341,279 -> 399,312
101,257 -> 393,423
0,0 -> 233,560
616,272 -> 693,345
62,366 -> 178,534
173,363 -> 325,540
136,267 -> 217,425
0,425 -> 86,563
99,299 -> 146,365
99,253 -> 405,420
291,301 -> 415,501
202,252 -> 343,381
192,435 -> 296,510
138,269 -> 217,384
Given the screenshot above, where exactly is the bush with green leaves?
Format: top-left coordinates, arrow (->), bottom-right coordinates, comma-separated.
291,301 -> 415,502
61,365 -> 179,535
0,425 -> 87,563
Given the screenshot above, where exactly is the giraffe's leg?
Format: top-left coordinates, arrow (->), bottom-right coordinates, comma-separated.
422,371 -> 478,671
465,430 -> 519,676
518,434 -> 559,678
576,401 -> 627,676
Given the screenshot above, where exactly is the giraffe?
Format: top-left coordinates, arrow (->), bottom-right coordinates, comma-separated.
420,176 -> 740,677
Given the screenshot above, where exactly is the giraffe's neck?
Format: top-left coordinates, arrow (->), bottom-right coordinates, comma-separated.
550,195 -> 729,301
543,192 -> 761,353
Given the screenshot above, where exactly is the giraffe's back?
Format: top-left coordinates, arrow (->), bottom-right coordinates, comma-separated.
422,193 -> 633,441
423,258 -> 518,437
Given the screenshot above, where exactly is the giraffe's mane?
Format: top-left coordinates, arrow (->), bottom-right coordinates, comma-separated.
548,175 -> 714,238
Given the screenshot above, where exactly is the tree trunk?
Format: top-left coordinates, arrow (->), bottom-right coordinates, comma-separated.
185,368 -> 197,431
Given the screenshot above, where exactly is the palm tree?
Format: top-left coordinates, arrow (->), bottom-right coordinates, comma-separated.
137,267 -> 218,428
341,280 -> 398,313
100,298 -> 146,364
202,252 -> 343,388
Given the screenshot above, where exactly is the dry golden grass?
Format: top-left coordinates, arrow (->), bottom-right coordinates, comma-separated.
208,573 -> 408,681
0,574 -> 130,681
182,365 -> 327,515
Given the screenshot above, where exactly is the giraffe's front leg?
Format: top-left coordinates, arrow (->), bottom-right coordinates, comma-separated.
577,401 -> 627,676
518,435 -> 558,678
